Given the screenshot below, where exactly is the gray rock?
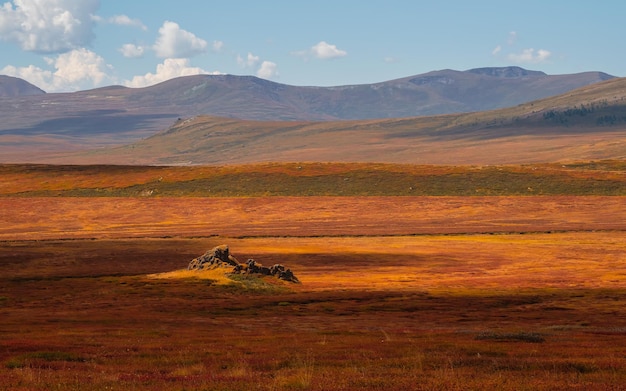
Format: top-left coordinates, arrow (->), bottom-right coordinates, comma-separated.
187,245 -> 300,283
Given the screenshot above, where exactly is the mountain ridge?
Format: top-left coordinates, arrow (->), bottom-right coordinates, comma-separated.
466,66 -> 547,78
0,67 -> 618,163
21,76 -> 626,166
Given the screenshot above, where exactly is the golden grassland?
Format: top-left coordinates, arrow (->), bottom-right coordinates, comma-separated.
228,233 -> 626,291
148,267 -> 236,284
1,162 -> 626,389
1,195 -> 626,240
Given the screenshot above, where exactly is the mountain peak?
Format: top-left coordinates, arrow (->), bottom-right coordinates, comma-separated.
467,66 -> 546,78
0,75 -> 46,96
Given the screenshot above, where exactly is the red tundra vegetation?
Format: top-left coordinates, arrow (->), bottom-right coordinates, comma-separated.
1,163 -> 626,390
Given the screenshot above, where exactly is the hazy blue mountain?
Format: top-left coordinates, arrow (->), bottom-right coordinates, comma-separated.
0,67 -> 614,142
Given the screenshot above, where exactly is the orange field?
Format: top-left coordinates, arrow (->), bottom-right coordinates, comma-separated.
1,196 -> 625,240
1,195 -> 626,390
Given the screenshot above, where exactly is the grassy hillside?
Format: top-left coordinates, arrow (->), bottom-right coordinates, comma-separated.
2,161 -> 626,197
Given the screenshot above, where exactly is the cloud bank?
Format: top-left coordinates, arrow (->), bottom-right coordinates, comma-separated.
0,0 -> 99,53
0,3 -> 284,90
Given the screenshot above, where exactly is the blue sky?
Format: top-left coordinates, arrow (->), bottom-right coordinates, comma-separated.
0,0 -> 623,92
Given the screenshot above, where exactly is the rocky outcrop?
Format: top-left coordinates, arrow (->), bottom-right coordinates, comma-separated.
187,244 -> 239,270
187,245 -> 300,283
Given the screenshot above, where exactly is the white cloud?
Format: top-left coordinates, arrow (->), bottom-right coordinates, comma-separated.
257,61 -> 278,79
508,48 -> 552,64
1,48 -> 116,92
153,21 -> 207,58
0,0 -> 99,53
108,14 -> 147,31
54,48 -> 113,86
492,32 -> 552,64
119,43 -> 145,58
293,41 -> 347,60
310,41 -> 347,59
492,31 -> 516,57
237,52 -> 260,68
124,58 -> 221,88
236,52 -> 277,79
212,40 -> 224,52
507,31 -> 517,45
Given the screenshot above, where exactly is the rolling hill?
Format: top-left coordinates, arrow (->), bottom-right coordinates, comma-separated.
29,76 -> 626,165
0,75 -> 45,97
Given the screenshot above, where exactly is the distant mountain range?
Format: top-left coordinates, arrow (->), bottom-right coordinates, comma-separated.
0,67 -> 614,138
19,76 -> 626,166
0,66 -> 622,164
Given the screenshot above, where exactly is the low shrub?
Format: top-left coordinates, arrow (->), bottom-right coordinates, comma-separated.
475,331 -> 546,343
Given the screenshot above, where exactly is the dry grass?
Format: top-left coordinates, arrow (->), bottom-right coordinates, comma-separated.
1,195 -> 625,240
228,232 -> 626,291
148,267 -> 235,284
1,163 -> 625,389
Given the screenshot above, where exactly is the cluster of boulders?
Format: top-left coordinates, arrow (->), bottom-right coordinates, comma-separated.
187,245 -> 300,283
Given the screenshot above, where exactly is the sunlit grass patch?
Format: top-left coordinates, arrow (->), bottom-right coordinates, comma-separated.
147,267 -> 234,285
147,267 -> 291,293
227,273 -> 291,293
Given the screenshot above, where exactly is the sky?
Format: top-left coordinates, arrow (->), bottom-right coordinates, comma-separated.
0,0 -> 624,93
